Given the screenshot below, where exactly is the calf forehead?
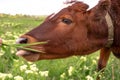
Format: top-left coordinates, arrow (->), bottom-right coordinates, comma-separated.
47,2 -> 89,20
68,2 -> 89,12
26,2 -> 89,38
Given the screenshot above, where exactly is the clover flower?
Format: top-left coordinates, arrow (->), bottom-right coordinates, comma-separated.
27,62 -> 33,65
20,65 -> 28,71
30,64 -> 39,72
92,60 -> 97,64
0,74 -> 6,80
7,74 -> 13,78
86,75 -> 93,80
13,59 -> 19,63
60,73 -> 66,79
14,75 -> 23,80
96,56 -> 99,60
0,73 -> 13,80
68,66 -> 74,76
25,70 -> 34,74
80,56 -> 87,61
84,65 -> 89,70
39,71 -> 49,77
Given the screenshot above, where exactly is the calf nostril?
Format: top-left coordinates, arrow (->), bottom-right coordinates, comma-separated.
16,38 -> 28,44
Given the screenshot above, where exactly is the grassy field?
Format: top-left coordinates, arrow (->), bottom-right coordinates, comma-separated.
0,14 -> 120,80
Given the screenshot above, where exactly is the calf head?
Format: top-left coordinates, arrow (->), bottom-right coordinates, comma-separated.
16,0 -> 111,62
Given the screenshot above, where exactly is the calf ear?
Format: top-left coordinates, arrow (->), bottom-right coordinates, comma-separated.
89,0 -> 111,21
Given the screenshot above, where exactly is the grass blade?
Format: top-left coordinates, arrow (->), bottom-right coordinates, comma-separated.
1,41 -> 47,53
18,46 -> 45,53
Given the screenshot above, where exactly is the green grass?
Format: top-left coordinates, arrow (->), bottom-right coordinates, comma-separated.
0,14 -> 120,80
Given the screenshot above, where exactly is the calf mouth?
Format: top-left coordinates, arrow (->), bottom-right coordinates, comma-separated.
16,48 -> 44,62
16,46 -> 45,56
16,35 -> 47,61
16,49 -> 39,56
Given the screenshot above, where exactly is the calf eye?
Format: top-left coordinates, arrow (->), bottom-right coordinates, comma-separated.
62,18 -> 72,25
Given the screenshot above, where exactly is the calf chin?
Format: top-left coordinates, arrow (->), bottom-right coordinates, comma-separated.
112,47 -> 120,59
113,52 -> 120,59
16,50 -> 40,62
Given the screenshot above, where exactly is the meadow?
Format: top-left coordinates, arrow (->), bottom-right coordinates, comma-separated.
0,14 -> 120,80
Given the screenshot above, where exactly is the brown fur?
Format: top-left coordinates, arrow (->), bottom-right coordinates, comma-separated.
17,0 -> 120,72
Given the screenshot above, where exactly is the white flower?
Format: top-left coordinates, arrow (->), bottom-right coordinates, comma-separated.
39,71 -> 49,77
6,73 -> 13,78
0,52 -> 4,56
0,73 -> 6,80
92,60 -> 97,64
30,64 -> 36,67
0,73 -> 13,80
30,64 -> 39,72
68,66 -> 74,76
60,73 -> 66,79
86,75 -> 93,80
14,75 -> 23,80
13,59 -> 19,62
34,72 -> 38,75
96,56 -> 99,60
20,65 -> 27,71
27,62 -> 33,64
25,70 -> 34,74
80,56 -> 87,61
84,66 -> 89,70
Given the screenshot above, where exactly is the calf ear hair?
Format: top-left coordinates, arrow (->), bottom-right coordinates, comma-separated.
89,0 -> 111,21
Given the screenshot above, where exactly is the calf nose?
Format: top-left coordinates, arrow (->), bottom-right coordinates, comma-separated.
16,38 -> 28,44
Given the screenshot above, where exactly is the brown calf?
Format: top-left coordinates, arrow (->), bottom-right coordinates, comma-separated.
16,0 -> 120,71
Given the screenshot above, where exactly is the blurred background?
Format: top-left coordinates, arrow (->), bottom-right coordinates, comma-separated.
0,0 -> 99,15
